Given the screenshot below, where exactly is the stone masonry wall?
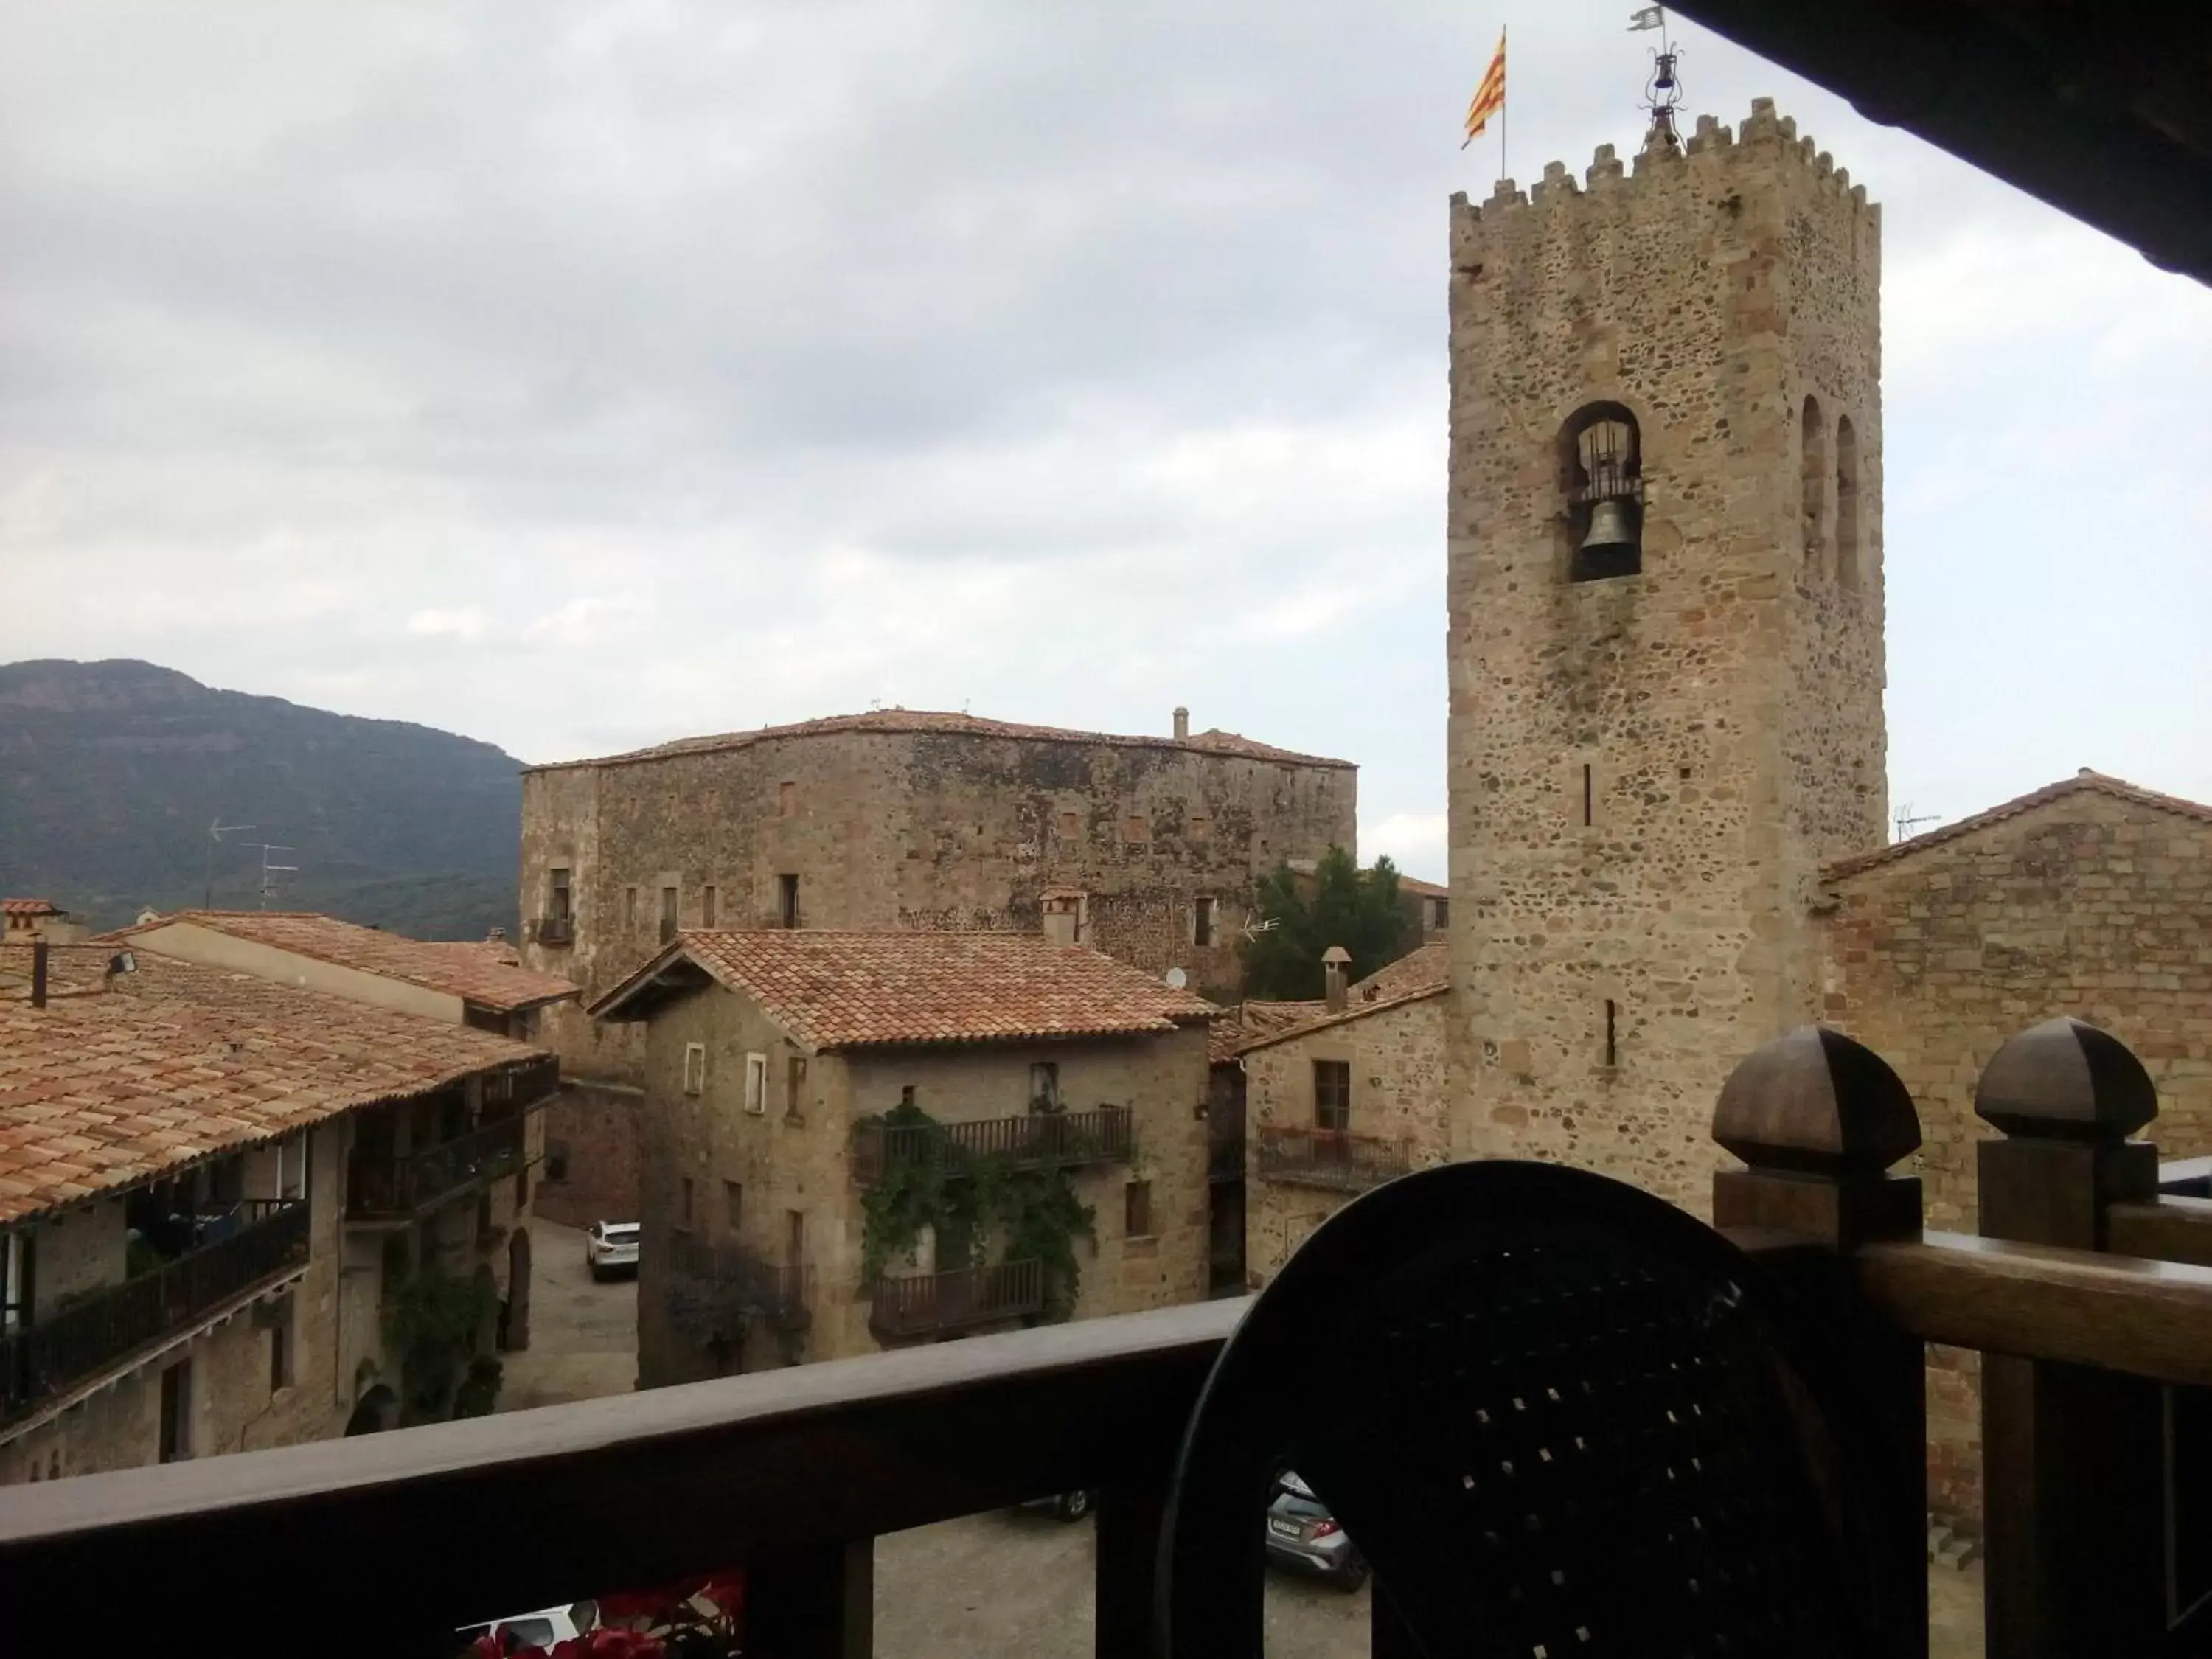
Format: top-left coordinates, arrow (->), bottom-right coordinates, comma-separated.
1820,787 -> 2212,1525
1446,102 -> 1888,1215
633,985 -> 1211,1388
521,723 -> 1355,1087
1243,994 -> 1450,1284
533,1081 -> 643,1229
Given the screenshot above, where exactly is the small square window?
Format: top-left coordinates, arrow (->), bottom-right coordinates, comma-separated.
683,1043 -> 707,1095
1188,813 -> 1210,841
1124,1180 -> 1152,1238
1059,810 -> 1080,839
1123,814 -> 1147,844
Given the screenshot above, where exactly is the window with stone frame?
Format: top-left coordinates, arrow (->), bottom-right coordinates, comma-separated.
1124,1179 -> 1152,1239
1124,813 -> 1147,845
660,885 -> 678,945
701,884 -> 717,928
778,873 -> 801,928
785,1053 -> 808,1120
683,1042 -> 707,1095
549,867 -> 572,922
1313,1060 -> 1352,1133
724,1180 -> 742,1233
1193,895 -> 1216,947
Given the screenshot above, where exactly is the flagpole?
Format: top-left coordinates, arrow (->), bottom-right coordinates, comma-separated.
1500,27 -> 1508,184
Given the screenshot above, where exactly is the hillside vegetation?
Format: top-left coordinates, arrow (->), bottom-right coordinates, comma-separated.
0,659 -> 523,939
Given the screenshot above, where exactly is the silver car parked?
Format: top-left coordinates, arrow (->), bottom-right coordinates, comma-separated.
1262,1471 -> 1367,1590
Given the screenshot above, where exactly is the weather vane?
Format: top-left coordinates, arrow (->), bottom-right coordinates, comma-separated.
1629,6 -> 1684,151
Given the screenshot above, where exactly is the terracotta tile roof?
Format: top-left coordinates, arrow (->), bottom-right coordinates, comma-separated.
1208,999 -> 1330,1063
1396,875 -> 1450,899
1824,770 -> 2212,882
1351,941 -> 1450,1001
529,709 -> 1354,774
111,911 -> 579,1014
591,930 -> 1218,1051
1231,979 -> 1450,1054
1,900 -> 65,918
0,947 -> 549,1224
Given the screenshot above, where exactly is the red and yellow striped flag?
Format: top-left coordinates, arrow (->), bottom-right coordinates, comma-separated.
1461,29 -> 1506,148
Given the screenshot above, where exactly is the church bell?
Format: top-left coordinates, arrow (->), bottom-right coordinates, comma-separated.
1579,498 -> 1638,557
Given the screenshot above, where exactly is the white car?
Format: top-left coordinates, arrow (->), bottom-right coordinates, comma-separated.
459,1603 -> 591,1652
585,1220 -> 640,1280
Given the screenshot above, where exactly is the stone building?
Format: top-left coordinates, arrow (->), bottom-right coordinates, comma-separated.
1446,102 -> 1888,1213
1230,943 -> 1450,1285
588,930 -> 1214,1386
1815,770 -> 2212,1523
1398,876 -> 1450,943
0,945 -> 554,1484
108,909 -> 599,1231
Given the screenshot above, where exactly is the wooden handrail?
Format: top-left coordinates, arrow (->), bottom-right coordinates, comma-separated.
0,1297 -> 1245,1653
2107,1195 -> 2212,1268
1854,1231 -> 2212,1388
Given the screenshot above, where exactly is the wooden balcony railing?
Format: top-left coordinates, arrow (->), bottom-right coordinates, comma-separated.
21,1018 -> 2212,1658
667,1234 -> 814,1330
347,1102 -> 544,1220
852,1106 -> 1133,1186
0,1200 -> 309,1427
869,1259 -> 1044,1340
1253,1124 -> 1411,1192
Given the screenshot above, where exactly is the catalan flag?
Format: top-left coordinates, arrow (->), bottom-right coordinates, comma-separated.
1461,28 -> 1506,148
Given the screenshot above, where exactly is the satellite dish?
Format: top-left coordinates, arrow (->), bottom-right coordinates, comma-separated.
1164,967 -> 1189,990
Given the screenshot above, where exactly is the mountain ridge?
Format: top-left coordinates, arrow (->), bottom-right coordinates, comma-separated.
0,658 -> 524,938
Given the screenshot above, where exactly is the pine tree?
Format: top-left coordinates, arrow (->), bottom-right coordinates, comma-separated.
1238,845 -> 1409,1000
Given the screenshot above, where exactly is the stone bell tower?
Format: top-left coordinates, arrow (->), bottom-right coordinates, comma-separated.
1445,100 -> 1888,1211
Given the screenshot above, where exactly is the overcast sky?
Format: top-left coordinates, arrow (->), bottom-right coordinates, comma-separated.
6,1 -> 2208,883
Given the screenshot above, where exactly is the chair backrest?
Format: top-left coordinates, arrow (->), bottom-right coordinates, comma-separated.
1156,1161 -> 1907,1658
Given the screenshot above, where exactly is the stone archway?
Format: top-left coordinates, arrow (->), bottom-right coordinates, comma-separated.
501,1227 -> 532,1352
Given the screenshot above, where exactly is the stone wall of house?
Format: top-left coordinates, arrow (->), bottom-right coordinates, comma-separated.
631,984 -> 1211,1386
521,722 -> 1355,1085
1820,786 -> 2212,1526
1445,103 -> 1888,1214
1242,995 -> 1450,1284
0,1117 -> 369,1485
533,1081 -> 643,1229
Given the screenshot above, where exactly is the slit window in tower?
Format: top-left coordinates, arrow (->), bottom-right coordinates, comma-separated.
1582,765 -> 1595,827
1604,999 -> 1618,1068
1836,416 -> 1861,591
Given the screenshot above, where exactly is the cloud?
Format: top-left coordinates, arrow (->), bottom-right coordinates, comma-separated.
406,606 -> 487,641
1368,813 -> 1447,884
2,0 -> 2207,860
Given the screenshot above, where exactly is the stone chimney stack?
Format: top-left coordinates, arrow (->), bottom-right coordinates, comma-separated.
30,940 -> 48,1009
1321,945 -> 1351,1012
1172,706 -> 1189,740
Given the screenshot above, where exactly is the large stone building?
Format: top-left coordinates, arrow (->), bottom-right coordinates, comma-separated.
0,945 -> 554,1484
520,707 -> 1354,1219
588,929 -> 1214,1385
1815,770 -> 2212,1521
1446,101 -> 1888,1212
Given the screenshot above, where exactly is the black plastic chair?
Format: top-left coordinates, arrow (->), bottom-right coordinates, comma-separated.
1156,1161 -> 1910,1658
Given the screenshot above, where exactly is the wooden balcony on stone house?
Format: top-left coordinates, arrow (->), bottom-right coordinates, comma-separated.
850,1105 -> 1133,1186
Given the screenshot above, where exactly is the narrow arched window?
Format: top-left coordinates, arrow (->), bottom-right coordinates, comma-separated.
1560,403 -> 1642,582
1800,396 -> 1827,570
1835,416 -> 1860,591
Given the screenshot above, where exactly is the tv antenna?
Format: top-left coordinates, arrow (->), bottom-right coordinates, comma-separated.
1893,804 -> 1940,843
205,820 -> 256,908
242,842 -> 298,909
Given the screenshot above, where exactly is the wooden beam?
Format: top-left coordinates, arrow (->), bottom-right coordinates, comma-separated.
0,1298 -> 1245,1655
2107,1196 -> 2212,1268
1857,1234 -> 2212,1388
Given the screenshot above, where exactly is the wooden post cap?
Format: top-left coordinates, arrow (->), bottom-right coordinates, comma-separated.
1975,1016 -> 2156,1141
1713,1026 -> 1921,1176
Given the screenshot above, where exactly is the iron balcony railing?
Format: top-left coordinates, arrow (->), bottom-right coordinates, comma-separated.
869,1259 -> 1044,1340
0,1200 -> 310,1426
667,1234 -> 814,1330
1254,1124 -> 1413,1193
852,1105 -> 1133,1186
347,1102 -> 546,1220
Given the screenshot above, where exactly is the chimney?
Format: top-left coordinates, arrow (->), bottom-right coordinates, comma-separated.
487,925 -> 507,942
1172,706 -> 1189,740
1321,945 -> 1351,1012
30,939 -> 48,1009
